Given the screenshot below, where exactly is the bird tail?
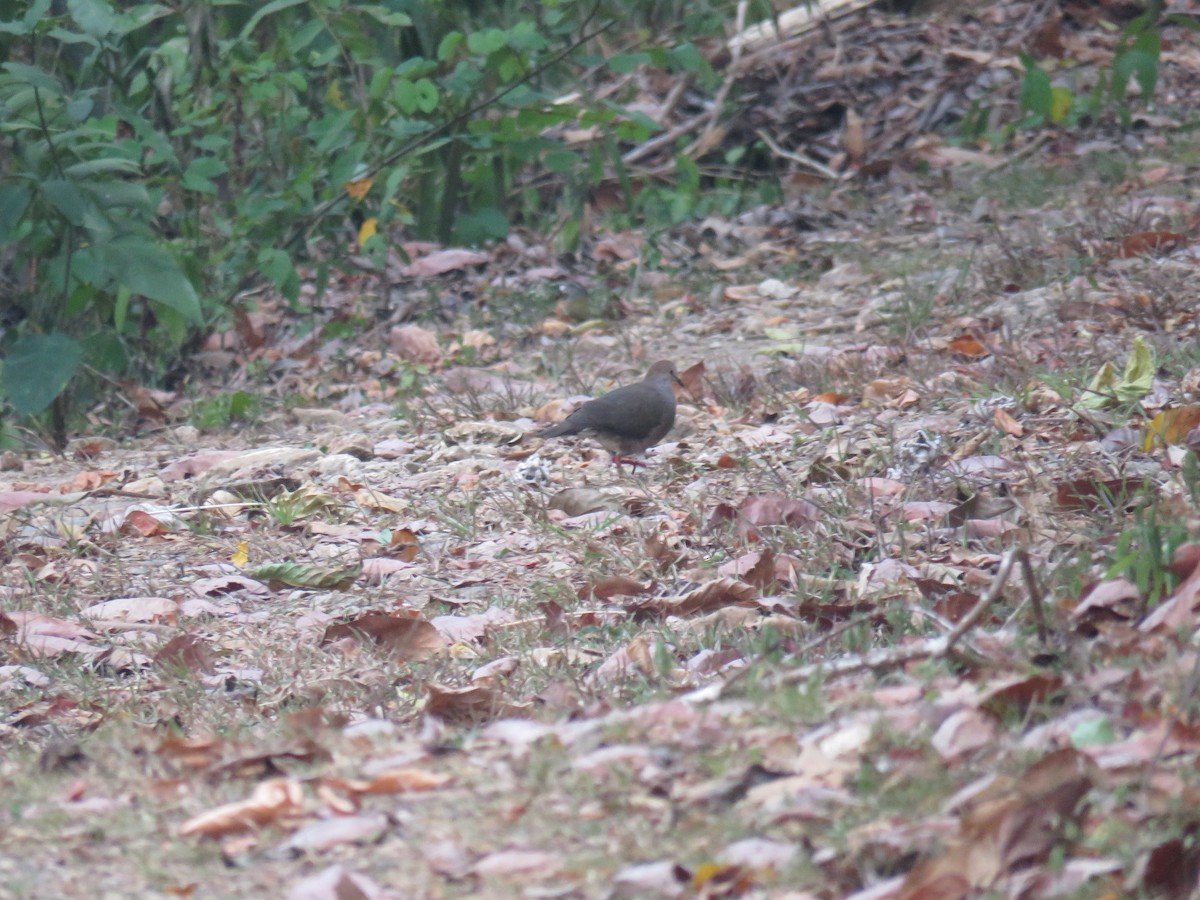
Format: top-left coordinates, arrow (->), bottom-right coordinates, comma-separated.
539,420 -> 578,438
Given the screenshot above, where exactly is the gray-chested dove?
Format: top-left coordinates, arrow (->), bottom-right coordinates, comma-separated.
540,360 -> 682,467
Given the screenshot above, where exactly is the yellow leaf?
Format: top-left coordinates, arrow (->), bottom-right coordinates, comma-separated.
1049,86 -> 1072,123
326,81 -> 347,110
231,540 -> 249,568
1143,406 -> 1200,450
358,217 -> 378,247
344,177 -> 373,202
1117,335 -> 1154,401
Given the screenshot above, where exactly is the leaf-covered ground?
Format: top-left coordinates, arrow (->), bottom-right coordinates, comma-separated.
5,21 -> 1200,900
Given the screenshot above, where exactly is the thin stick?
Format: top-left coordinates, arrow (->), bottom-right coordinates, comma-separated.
764,547 -> 1020,688
755,128 -> 842,180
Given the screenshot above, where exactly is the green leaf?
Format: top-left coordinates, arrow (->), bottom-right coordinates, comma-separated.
82,330 -> 129,374
2,333 -> 83,415
1019,65 -> 1052,116
437,31 -> 463,62
668,43 -> 705,73
608,52 -> 650,74
2,62 -> 63,94
0,185 -> 32,240
83,181 -> 152,212
63,157 -> 142,178
237,0 -> 308,44
41,178 -> 89,226
360,4 -> 411,26
1070,716 -> 1116,748
67,0 -> 117,37
454,208 -> 508,244
182,156 -> 229,194
394,78 -> 439,115
67,97 -> 94,121
467,28 -> 508,56
105,238 -> 203,323
543,149 -> 580,173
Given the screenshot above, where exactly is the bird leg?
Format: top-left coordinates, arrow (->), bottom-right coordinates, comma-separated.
612,454 -> 649,469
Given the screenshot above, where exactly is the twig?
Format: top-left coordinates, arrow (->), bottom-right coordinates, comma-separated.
755,128 -> 842,180
682,0 -> 748,160
761,547 -> 1023,689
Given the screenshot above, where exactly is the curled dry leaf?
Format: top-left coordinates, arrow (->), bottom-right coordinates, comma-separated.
473,849 -> 564,879
430,606 -> 516,644
321,614 -> 445,661
426,682 -> 527,724
579,575 -> 651,601
153,634 -> 215,674
179,778 -> 304,838
623,577 -> 758,619
80,597 -> 178,624
282,812 -> 389,854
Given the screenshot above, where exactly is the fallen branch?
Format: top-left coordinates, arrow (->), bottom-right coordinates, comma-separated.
754,546 -> 1040,690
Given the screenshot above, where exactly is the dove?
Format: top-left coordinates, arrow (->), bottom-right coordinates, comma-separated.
540,361 -> 682,467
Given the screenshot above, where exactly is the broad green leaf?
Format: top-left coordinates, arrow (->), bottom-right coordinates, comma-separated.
467,28 -> 507,56
41,178 -> 90,226
2,333 -> 83,414
437,31 -> 463,62
105,238 -> 202,322
251,561 -> 362,590
67,0 -> 116,37
608,52 -> 650,74
0,185 -> 31,240
64,157 -> 141,177
668,43 -> 705,73
1070,716 -> 1116,748
2,62 -> 63,94
182,156 -> 228,194
1019,65 -> 1052,116
454,207 -> 507,244
67,97 -> 94,121
394,79 -> 438,116
82,330 -> 129,374
83,180 -> 152,212
543,149 -> 580,173
236,0 -> 307,44
361,4 -> 411,26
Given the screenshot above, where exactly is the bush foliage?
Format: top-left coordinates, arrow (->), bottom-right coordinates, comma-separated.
0,0 -> 717,443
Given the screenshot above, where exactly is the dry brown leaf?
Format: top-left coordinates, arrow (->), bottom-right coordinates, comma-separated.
321,614 -> 445,660
389,324 -> 441,365
178,778 -> 304,838
623,578 -> 758,619
283,812 -> 389,854
473,849 -> 563,879
993,407 -> 1023,437
425,682 -> 518,724
1116,230 -> 1187,258
402,247 -> 489,277
154,634 -> 215,674
579,575 -> 651,601
947,334 -> 989,359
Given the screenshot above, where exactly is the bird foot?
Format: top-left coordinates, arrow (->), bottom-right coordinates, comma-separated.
612,454 -> 649,469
